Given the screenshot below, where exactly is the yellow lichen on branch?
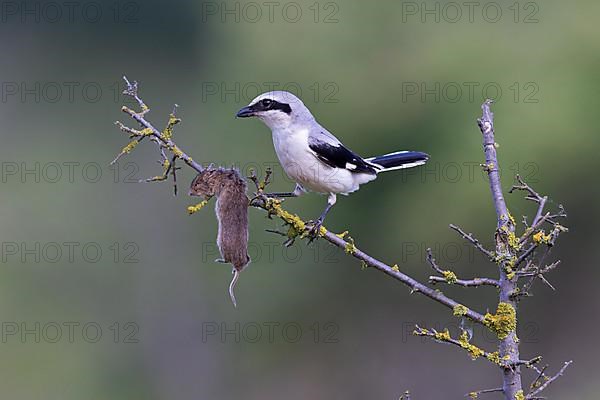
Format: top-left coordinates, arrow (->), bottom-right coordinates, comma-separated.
484,302 -> 517,340
532,230 -> 552,245
188,200 -> 210,215
453,304 -> 469,317
500,225 -> 521,251
344,236 -> 357,255
265,198 -> 306,235
458,330 -> 485,360
263,198 -> 327,240
443,270 -> 458,284
162,113 -> 181,141
120,139 -> 140,155
414,326 -> 501,365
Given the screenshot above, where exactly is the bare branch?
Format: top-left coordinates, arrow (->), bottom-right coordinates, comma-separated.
518,261 -> 561,277
509,175 -> 547,226
518,261 -> 561,295
116,76 -> 205,175
449,224 -> 494,259
478,100 -> 511,228
466,387 -> 503,398
515,244 -> 537,268
429,276 -> 500,287
526,361 -> 573,399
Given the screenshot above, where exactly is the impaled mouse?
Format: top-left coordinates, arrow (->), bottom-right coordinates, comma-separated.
189,167 -> 250,307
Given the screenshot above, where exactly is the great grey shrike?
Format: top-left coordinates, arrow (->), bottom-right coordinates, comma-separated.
236,91 -> 429,234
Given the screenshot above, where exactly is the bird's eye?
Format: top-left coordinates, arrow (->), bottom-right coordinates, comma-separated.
261,99 -> 273,108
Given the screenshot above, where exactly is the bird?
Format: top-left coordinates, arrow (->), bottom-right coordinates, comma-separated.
236,91 -> 429,235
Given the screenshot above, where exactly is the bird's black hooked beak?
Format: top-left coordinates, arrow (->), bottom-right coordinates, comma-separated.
236,105 -> 256,118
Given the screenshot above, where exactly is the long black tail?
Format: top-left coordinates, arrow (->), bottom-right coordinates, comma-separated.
365,151 -> 429,172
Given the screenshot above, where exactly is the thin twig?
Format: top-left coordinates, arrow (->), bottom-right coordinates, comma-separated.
515,244 -> 537,269
427,248 -> 499,287
509,175 -> 547,226
449,224 -> 494,259
466,387 -> 503,398
429,276 -> 500,287
527,364 -> 549,395
117,76 -> 205,174
526,361 -> 573,399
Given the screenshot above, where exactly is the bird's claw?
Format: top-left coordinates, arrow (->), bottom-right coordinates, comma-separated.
306,219 -> 324,244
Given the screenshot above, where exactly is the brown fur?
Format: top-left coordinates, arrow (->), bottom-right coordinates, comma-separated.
189,168 -> 250,307
189,167 -> 250,270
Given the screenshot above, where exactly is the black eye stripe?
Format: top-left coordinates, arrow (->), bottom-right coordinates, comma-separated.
253,99 -> 292,114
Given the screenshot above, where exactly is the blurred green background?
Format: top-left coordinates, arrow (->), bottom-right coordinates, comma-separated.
0,0 -> 598,398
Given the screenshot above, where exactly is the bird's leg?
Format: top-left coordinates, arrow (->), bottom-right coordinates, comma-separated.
265,183 -> 305,199
308,193 -> 336,242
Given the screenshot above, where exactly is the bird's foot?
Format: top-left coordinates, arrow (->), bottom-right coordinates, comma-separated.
305,219 -> 324,244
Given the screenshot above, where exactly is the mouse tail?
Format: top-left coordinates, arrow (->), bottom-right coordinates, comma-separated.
229,269 -> 240,308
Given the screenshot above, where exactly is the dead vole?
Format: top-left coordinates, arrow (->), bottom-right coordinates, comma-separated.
189,167 -> 250,307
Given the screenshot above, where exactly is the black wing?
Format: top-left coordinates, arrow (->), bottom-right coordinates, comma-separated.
308,135 -> 377,175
